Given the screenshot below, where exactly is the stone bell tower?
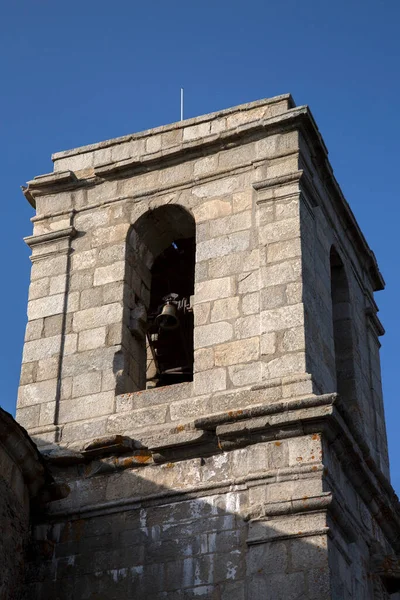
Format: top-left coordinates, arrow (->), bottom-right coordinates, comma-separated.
18,95 -> 400,599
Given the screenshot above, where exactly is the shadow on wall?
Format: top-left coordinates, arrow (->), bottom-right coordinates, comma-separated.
24,436 -> 378,600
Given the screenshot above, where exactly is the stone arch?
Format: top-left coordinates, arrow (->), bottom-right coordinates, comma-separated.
330,246 -> 357,407
121,204 -> 196,393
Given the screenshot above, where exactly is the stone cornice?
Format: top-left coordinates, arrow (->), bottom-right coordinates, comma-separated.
24,226 -> 76,249
51,94 -> 295,161
42,392 -> 400,549
23,100 -> 384,290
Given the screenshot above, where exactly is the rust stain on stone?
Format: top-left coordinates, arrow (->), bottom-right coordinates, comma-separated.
227,409 -> 243,418
274,441 -> 282,446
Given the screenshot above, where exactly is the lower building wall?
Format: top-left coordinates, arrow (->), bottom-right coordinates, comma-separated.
0,440 -> 31,600
26,432 -> 400,599
27,437 -> 334,599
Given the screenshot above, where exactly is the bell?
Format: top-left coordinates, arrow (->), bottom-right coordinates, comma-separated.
155,302 -> 179,330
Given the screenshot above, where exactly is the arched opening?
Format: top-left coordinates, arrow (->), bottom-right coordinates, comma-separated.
330,247 -> 357,404
122,205 -> 195,393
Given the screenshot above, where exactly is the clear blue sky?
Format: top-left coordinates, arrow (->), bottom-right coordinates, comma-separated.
1,1 -> 399,493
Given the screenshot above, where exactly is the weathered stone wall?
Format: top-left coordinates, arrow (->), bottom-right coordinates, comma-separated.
15,95 -> 400,599
17,95 -> 317,449
0,409 -> 48,600
297,132 -> 389,476
29,435 -> 334,600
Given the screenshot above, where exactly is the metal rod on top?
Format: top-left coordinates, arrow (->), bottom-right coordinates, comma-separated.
180,88 -> 184,121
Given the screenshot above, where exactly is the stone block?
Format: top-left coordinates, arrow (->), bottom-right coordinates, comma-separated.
232,190 -> 253,214
196,231 -> 250,262
260,285 -> 286,310
238,271 -> 259,295
20,362 -> 37,385
194,155 -> 218,178
261,303 -> 304,333
195,278 -> 233,304
194,348 -> 214,372
58,391 -> 115,422
209,211 -> 252,238
279,327 -> 305,353
97,244 -> 125,266
242,292 -> 260,315
211,297 -> 239,322
248,541 -> 288,575
106,404 -> 169,434
29,277 -> 49,300
36,357 -> 59,381
23,335 -> 60,363
18,378 -> 58,407
66,291 -> 80,313
248,572 -> 305,600
228,362 -> 262,387
267,237 -> 301,263
72,371 -> 102,398
193,368 -> 227,395
260,259 -> 302,287
71,249 -> 97,271
91,224 -> 129,248
146,134 -> 162,154
93,261 -> 125,286
39,401 -> 56,426
215,337 -> 259,367
234,315 -> 260,339
49,274 -> 66,295
208,249 -> 259,279
78,327 -> 107,351
289,535 -> 328,571
62,346 -> 121,377
259,218 -> 299,245
195,322 -> 233,348
25,319 -> 43,342
263,353 -> 306,380
288,434 -> 322,467
43,314 -> 64,337
286,282 -> 302,305
70,269 -> 94,291
72,303 -> 123,332
60,417 -> 108,444
16,405 -> 40,429
170,396 -> 213,421
28,294 -> 64,320
31,255 -> 68,280
260,332 -> 276,356
75,207 -> 110,230
194,302 -> 211,326
183,121 -> 211,141
80,287 -> 103,310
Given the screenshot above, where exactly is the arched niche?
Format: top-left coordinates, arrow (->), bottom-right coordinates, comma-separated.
122,205 -> 196,393
330,246 -> 357,406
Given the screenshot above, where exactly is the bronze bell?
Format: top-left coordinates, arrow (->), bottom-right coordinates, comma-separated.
155,302 -> 179,330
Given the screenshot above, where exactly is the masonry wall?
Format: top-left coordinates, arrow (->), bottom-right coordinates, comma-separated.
297,132 -> 389,477
28,436 -> 335,600
17,95 -> 318,450
0,409 -> 48,600
0,442 -> 30,599
16,96 -> 399,600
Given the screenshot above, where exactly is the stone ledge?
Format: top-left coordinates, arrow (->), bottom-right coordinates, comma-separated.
51,94 -> 294,161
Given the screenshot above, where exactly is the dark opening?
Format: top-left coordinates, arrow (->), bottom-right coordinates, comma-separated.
330,247 -> 356,403
146,237 -> 195,388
